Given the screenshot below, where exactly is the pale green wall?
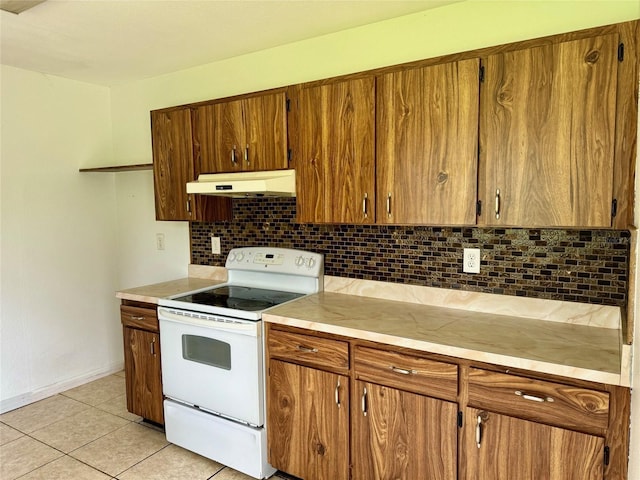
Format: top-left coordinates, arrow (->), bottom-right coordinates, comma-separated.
110,0 -> 640,289
108,1 -> 640,475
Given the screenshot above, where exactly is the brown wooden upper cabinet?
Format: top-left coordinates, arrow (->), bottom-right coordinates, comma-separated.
478,34 -> 619,228
194,92 -> 288,174
377,58 -> 480,225
151,107 -> 231,221
292,78 -> 376,224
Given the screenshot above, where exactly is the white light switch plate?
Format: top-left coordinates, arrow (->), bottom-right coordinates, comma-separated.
211,236 -> 221,254
463,248 -> 481,274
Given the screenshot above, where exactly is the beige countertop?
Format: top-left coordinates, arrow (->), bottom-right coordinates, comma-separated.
116,268 -> 627,387
264,290 -> 624,386
116,265 -> 227,304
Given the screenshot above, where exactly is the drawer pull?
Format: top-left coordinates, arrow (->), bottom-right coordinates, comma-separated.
515,390 -> 554,403
361,386 -> 368,417
130,315 -> 145,321
296,345 -> 319,354
390,366 -> 417,375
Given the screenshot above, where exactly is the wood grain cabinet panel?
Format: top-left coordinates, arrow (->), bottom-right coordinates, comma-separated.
376,58 -> 479,225
352,380 -> 458,480
151,107 -> 231,221
478,34 -> 618,227
267,359 -> 349,480
195,92 -> 288,174
354,345 -> 458,401
121,304 -> 164,425
293,78 -> 375,223
151,108 -> 196,221
267,328 -> 349,371
463,407 -> 604,480
467,368 -> 609,433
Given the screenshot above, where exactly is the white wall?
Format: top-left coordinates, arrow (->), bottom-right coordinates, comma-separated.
0,65 -> 122,411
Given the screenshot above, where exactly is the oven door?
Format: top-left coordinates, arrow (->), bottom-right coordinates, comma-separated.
158,307 -> 263,426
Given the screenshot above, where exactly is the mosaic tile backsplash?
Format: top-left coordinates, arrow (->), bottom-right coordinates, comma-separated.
190,198 -> 630,307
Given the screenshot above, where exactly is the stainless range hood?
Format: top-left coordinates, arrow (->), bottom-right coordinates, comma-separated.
186,169 -> 296,198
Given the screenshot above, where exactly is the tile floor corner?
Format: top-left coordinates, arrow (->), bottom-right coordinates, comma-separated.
0,373 -> 294,480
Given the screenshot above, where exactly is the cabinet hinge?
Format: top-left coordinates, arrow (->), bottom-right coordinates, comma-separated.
479,64 -> 485,83
476,200 -> 482,217
604,446 -> 610,466
457,411 -> 463,428
286,98 -> 291,111
611,198 -> 618,218
618,43 -> 624,62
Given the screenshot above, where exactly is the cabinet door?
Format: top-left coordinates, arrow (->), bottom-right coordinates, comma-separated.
267,360 -> 349,480
464,408 -> 604,480
295,78 -> 375,223
478,34 -> 618,227
244,93 -> 288,172
352,380 -> 457,480
377,59 -> 479,225
123,327 -> 164,425
195,100 -> 245,174
151,108 -> 196,221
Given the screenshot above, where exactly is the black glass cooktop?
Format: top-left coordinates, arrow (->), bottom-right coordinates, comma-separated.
173,285 -> 305,312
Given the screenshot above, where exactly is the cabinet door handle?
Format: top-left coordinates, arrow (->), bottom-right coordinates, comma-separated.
296,345 -> 318,353
362,193 -> 368,218
231,145 -> 238,165
390,366 -> 417,375
361,386 -> 368,417
186,199 -> 191,214
150,338 -> 156,356
386,193 -> 392,217
495,188 -> 501,219
476,414 -> 483,448
515,390 -> 554,403
244,144 -> 250,165
335,378 -> 341,408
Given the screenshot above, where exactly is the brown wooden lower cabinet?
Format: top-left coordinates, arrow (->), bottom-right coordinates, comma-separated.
267,359 -> 349,480
121,302 -> 164,425
352,380 -> 458,479
464,407 -> 604,480
265,324 -> 629,480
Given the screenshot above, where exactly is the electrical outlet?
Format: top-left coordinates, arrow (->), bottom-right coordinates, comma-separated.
156,233 -> 165,251
463,248 -> 481,274
211,236 -> 221,254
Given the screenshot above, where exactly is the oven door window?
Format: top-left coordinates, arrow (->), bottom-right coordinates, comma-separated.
182,334 -> 231,370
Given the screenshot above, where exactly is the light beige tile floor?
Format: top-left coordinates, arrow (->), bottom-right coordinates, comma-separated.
0,373 -> 295,480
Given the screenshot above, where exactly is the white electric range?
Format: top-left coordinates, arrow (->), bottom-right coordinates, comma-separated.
157,247 -> 324,479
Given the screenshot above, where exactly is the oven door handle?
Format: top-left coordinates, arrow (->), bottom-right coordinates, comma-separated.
158,308 -> 259,337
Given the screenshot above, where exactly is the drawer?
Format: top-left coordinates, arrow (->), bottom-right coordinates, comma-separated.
354,346 -> 458,401
267,328 -> 349,371
121,305 -> 159,332
467,368 -> 609,432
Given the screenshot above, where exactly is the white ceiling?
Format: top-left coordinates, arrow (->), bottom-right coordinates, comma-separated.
0,0 -> 460,86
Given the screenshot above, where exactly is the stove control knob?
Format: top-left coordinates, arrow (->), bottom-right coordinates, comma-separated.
228,252 -> 236,263
235,252 -> 245,262
307,257 -> 316,269
295,256 -> 305,267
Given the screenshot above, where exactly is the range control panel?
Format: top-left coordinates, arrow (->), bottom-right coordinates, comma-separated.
226,247 -> 324,277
